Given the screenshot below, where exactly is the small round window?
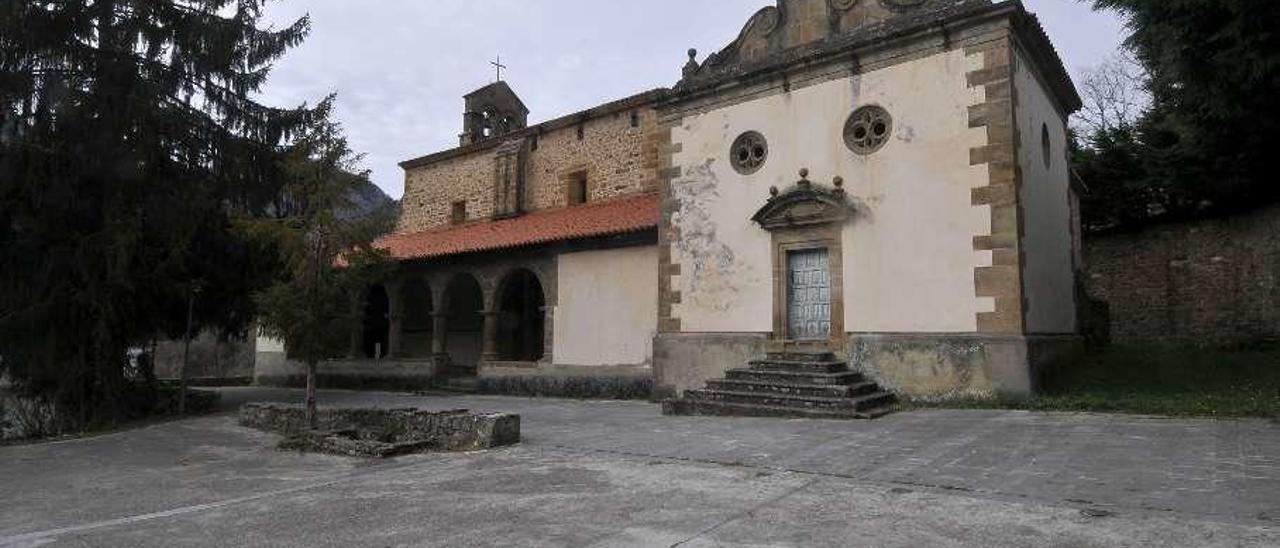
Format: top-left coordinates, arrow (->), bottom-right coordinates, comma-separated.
844,105 -> 892,155
730,131 -> 768,175
1041,123 -> 1052,169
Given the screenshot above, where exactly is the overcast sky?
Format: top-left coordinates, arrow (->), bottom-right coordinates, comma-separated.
257,1 -> 1128,199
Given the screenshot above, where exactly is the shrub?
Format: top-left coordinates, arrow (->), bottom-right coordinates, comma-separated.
6,394 -> 65,440
474,375 -> 654,401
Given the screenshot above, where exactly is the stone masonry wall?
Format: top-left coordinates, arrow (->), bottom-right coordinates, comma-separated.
399,152 -> 493,232
398,107 -> 657,234
1084,203 -> 1280,347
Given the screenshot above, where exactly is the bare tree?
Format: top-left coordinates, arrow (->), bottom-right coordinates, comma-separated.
1072,51 -> 1152,136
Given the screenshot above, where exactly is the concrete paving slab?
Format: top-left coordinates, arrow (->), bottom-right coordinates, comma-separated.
0,387 -> 1277,547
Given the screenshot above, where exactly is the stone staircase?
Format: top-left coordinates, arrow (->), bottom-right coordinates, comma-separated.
662,351 -> 896,419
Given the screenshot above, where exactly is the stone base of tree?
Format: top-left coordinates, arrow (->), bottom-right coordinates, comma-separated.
238,403 -> 519,457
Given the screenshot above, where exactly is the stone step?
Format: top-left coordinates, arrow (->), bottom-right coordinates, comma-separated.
726,368 -> 866,386
748,359 -> 848,374
766,351 -> 838,362
705,379 -> 881,398
663,398 -> 896,420
683,389 -> 896,412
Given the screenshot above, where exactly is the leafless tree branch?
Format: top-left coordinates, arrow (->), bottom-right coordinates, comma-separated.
1071,51 -> 1152,136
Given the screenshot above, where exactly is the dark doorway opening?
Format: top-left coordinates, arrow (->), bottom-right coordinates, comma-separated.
497,269 -> 546,362
444,275 -> 484,375
361,284 -> 390,359
400,278 -> 433,358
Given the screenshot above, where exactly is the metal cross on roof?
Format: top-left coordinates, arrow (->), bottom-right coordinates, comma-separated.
491,55 -> 507,82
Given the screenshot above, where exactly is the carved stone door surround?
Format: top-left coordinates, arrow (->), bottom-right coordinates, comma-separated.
752,168 -> 857,352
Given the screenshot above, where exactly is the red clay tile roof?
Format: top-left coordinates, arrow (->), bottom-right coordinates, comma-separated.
376,193 -> 659,261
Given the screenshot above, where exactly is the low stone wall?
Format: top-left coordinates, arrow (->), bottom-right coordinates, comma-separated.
1084,203 -> 1280,347
154,330 -> 255,380
238,403 -> 520,454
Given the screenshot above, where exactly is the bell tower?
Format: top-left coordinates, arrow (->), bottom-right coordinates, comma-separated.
460,81 -> 529,146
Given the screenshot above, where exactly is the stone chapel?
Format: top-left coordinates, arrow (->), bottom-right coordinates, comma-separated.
255,0 -> 1084,415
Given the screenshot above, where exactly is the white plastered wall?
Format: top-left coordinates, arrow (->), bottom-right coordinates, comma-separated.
1014,47 -> 1077,334
256,335 -> 285,354
669,49 -> 994,334
553,246 -> 658,366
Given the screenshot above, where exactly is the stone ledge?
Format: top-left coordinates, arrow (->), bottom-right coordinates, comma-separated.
238,403 -> 520,457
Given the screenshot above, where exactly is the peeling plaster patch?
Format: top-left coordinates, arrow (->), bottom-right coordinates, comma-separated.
896,125 -> 917,143
671,158 -> 747,313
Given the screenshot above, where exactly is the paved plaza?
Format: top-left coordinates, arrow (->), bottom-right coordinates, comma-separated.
0,388 -> 1277,547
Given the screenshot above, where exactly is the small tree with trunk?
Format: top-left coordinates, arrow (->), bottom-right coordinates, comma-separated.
251,104 -> 392,428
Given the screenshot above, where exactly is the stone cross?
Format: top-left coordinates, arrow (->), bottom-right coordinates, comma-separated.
491,55 -> 507,82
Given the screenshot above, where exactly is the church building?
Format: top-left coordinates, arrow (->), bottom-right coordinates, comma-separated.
255,0 -> 1084,413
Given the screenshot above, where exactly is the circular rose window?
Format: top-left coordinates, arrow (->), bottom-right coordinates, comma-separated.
844,105 -> 892,155
730,131 -> 768,175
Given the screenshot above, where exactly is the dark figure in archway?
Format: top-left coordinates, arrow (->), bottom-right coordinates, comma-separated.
361,284 -> 390,359
497,270 -> 546,362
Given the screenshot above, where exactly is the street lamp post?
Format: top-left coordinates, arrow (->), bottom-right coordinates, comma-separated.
178,282 -> 202,415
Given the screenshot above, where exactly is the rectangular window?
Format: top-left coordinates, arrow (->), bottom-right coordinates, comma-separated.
576,123 -> 585,141
451,201 -> 467,224
567,172 -> 588,206
630,111 -> 640,128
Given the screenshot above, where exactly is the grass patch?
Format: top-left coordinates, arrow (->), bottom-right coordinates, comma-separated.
913,346 -> 1280,419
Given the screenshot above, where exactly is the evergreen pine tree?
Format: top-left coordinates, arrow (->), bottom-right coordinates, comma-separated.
0,0 -> 314,428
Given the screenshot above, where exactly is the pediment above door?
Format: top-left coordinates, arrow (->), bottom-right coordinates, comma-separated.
751,169 -> 857,230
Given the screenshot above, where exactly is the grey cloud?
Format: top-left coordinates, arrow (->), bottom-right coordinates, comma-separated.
258,1 -> 1125,199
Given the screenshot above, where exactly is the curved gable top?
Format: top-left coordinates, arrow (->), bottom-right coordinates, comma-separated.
674,0 -> 1081,115
685,0 -> 979,84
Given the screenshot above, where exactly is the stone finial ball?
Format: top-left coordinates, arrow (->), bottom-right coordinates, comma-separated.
770,186 -> 779,197
688,48 -> 698,60
799,168 -> 809,178
833,176 -> 844,187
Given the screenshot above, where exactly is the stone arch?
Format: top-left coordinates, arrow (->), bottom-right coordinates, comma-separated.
442,273 -> 486,376
494,268 -> 547,362
360,284 -> 390,359
399,277 -> 434,359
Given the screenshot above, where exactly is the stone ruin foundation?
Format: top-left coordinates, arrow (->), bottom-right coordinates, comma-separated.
238,403 -> 520,458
